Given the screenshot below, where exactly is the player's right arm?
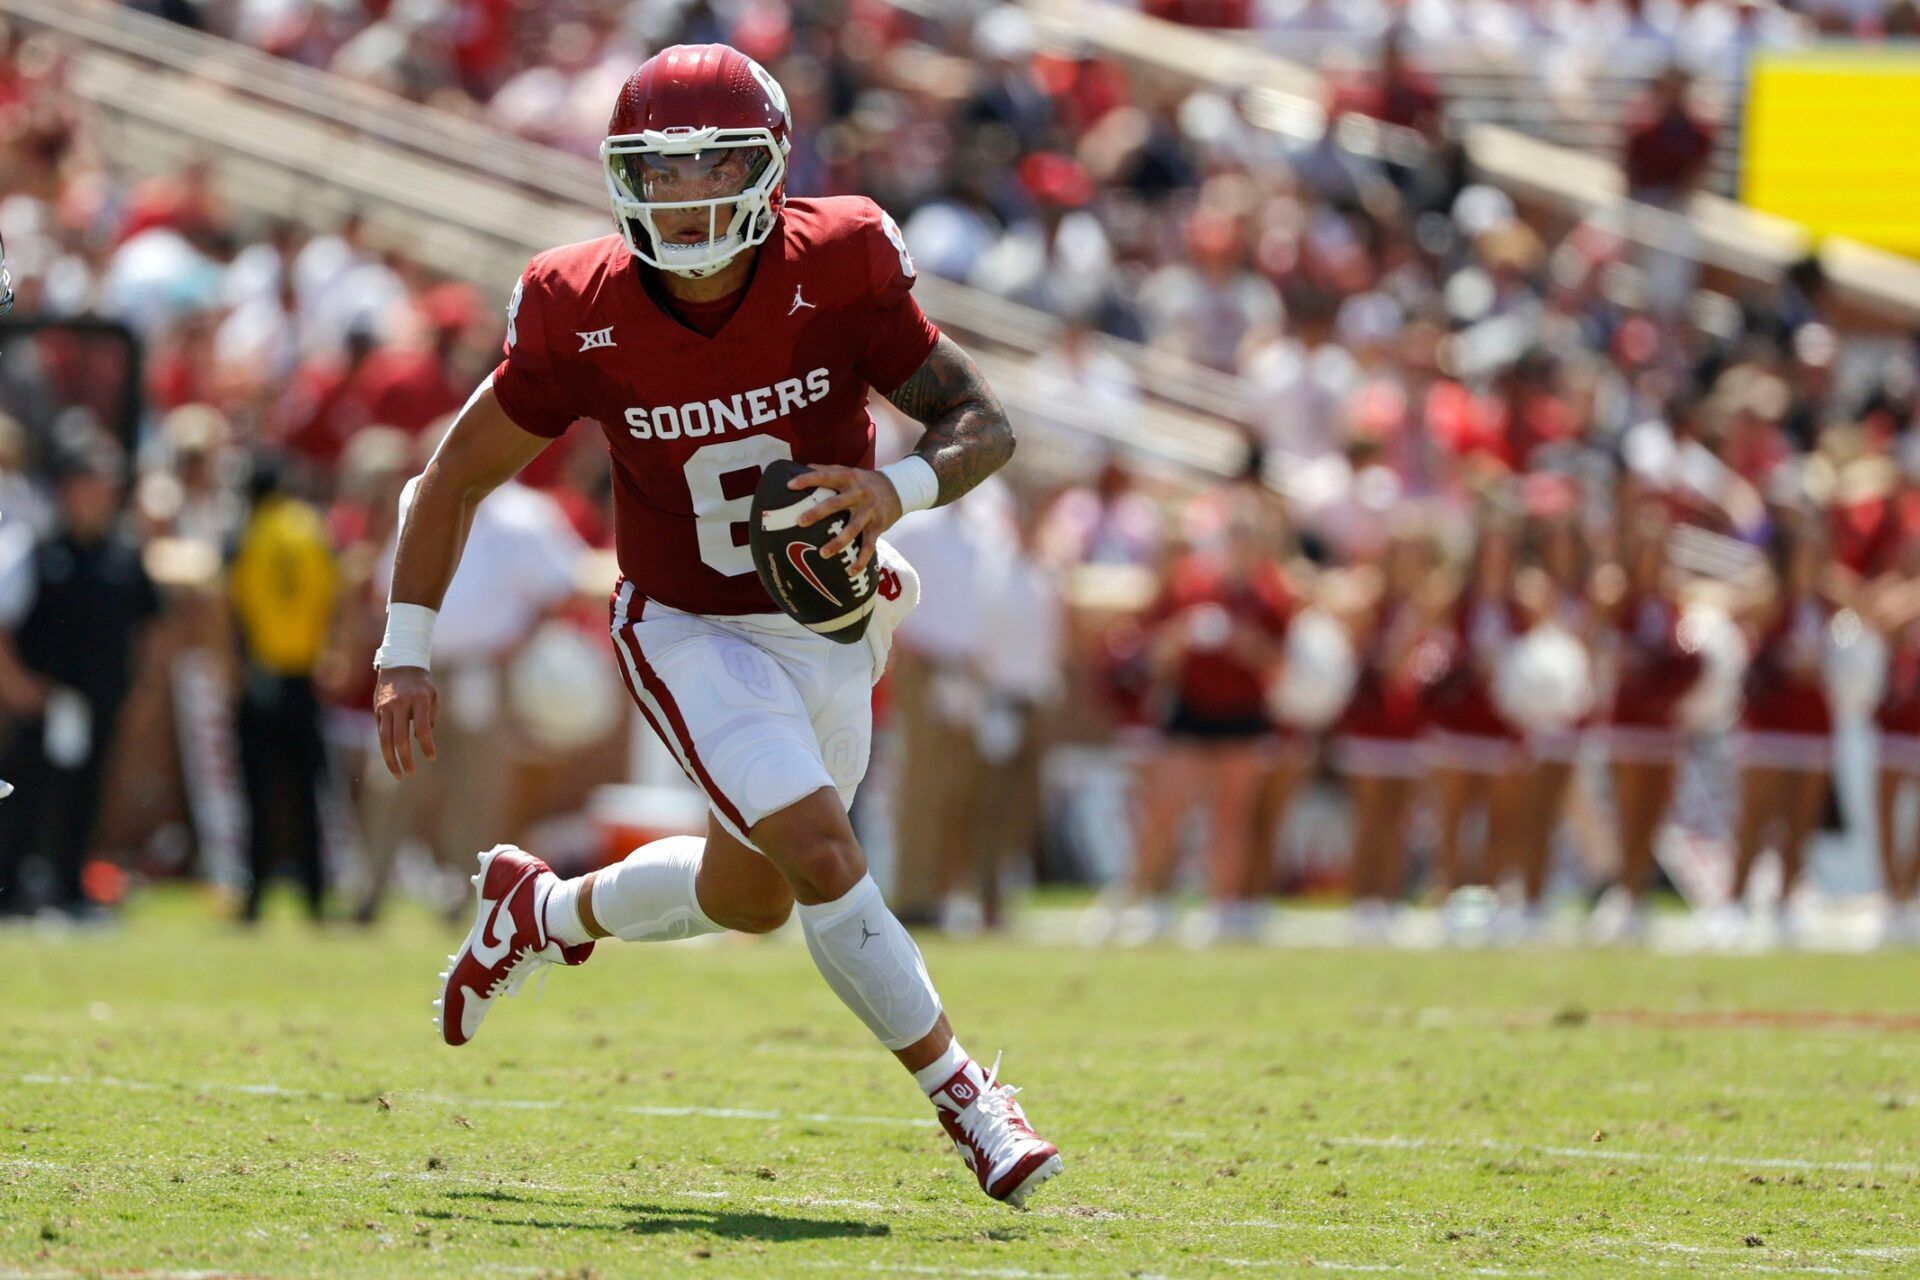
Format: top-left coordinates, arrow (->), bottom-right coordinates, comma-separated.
373,381 -> 553,779
377,254 -> 580,779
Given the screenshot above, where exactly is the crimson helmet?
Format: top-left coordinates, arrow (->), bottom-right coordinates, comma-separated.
602,44 -> 792,279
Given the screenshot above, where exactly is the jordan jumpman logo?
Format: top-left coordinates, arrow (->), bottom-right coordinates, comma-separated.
789,285 -> 816,315
858,919 -> 878,948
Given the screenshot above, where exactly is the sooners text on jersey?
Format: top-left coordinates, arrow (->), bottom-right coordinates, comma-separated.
491,196 -> 937,615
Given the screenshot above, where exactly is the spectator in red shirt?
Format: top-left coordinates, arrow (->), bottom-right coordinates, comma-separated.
350,339 -> 464,437
144,310 -> 220,413
269,323 -> 380,472
348,282 -> 480,435
1335,27 -> 1444,139
1623,66 -> 1716,206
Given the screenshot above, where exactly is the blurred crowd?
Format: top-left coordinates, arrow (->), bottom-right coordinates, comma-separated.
2,2 -> 1920,948
1229,0 -> 1917,44
0,21 -> 619,919
1196,0 -> 1916,69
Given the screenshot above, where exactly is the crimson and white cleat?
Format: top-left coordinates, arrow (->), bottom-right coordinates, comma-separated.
433,844 -> 593,1047
929,1054 -> 1063,1208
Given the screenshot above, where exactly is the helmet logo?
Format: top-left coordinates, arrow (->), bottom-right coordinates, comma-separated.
745,57 -> 790,130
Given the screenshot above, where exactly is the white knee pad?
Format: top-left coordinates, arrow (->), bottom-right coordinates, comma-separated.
591,835 -> 723,943
795,873 -> 941,1050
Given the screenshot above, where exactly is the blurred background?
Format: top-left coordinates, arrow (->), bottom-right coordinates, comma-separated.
4,0 -> 1920,953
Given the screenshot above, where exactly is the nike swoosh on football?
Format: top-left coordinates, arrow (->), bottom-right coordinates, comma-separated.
786,541 -> 842,604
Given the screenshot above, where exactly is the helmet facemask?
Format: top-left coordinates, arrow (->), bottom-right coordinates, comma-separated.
0,230 -> 13,316
602,128 -> 786,279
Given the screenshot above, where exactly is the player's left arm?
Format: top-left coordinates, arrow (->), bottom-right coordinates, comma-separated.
794,334 -> 1014,570
881,334 -> 1015,507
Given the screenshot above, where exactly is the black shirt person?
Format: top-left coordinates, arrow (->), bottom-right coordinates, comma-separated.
0,425 -> 159,918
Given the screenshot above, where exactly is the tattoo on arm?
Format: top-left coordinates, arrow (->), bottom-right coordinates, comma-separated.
882,334 -> 1015,506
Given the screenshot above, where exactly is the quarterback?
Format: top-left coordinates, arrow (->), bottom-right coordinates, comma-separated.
372,44 -> 1062,1206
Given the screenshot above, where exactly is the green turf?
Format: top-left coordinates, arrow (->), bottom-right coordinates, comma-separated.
3,891 -> 1918,1278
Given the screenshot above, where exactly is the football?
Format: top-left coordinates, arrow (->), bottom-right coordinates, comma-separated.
749,458 -> 877,644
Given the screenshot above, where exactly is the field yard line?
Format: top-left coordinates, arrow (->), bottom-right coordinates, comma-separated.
1618,1239 -> 1920,1260
0,1274 -> 220,1280
1219,1263 -> 1540,1276
18,1071 -> 940,1130
18,1069 -> 1213,1140
674,1189 -> 900,1212
1325,1134 -> 1911,1175
796,1260 -> 1539,1278
797,1264 -> 1084,1279
1221,1248 -> 1870,1278
1617,1260 -> 1866,1276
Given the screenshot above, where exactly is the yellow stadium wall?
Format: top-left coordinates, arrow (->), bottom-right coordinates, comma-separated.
1744,47 -> 1920,259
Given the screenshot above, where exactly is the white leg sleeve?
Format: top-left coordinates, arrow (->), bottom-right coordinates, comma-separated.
591,835 -> 724,943
795,873 -> 942,1051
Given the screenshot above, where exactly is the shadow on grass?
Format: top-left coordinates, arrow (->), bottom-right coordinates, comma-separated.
426,1189 -> 889,1243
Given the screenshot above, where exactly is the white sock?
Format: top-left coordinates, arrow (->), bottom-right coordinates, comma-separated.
546,836 -> 723,945
795,873 -> 943,1052
912,1037 -> 988,1112
543,876 -> 592,946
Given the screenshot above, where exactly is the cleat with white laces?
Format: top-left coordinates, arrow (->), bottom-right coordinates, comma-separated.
434,844 -> 594,1047
928,1054 -> 1063,1208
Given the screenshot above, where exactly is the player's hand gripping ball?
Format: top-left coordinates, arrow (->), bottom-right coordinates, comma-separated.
750,459 -> 881,644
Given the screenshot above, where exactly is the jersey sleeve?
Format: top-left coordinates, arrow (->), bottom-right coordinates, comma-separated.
855,200 -> 941,395
490,258 -> 581,439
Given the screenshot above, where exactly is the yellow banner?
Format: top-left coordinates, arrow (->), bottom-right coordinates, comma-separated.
1744,48 -> 1920,258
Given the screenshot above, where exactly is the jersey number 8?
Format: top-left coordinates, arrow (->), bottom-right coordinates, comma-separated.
684,436 -> 795,576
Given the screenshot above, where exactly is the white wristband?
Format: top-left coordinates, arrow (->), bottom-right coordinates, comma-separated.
879,455 -> 940,516
374,602 -> 437,672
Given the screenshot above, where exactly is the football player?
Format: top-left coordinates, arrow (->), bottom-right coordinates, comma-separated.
374,45 -> 1061,1207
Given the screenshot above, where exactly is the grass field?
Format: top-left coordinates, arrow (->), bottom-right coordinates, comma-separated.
3,892 -> 1919,1279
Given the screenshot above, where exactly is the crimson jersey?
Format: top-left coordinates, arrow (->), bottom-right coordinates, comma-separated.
1143,556 -> 1294,724
491,196 -> 940,614
1607,591 -> 1697,728
1743,595 -> 1832,737
1424,590 -> 1521,739
1339,595 -> 1426,741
